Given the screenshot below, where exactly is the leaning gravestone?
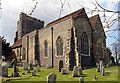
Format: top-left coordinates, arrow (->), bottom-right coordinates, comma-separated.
37,65 -> 40,72
78,66 -> 82,75
23,62 -> 28,70
30,63 -> 34,70
72,66 -> 78,77
47,73 -> 56,83
79,77 -> 84,83
32,70 -> 36,76
61,68 -> 67,75
2,66 -> 8,77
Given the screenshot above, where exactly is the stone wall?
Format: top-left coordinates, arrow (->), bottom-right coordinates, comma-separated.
73,16 -> 93,67
22,30 -> 36,63
38,17 -> 72,69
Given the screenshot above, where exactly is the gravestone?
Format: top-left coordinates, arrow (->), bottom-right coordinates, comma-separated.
30,63 -> 34,70
37,65 -> 40,72
46,64 -> 51,69
72,66 -> 78,77
78,66 -> 82,75
2,66 -> 8,77
61,68 -> 67,75
47,73 -> 56,83
96,64 -> 100,72
23,62 -> 28,70
32,70 -> 36,76
101,66 -> 105,76
79,77 -> 84,83
11,59 -> 19,77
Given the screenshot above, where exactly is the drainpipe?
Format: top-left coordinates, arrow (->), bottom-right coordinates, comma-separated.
51,27 -> 54,68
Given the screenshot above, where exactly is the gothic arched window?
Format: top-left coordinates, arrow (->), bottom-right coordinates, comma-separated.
81,32 -> 89,55
56,36 -> 63,56
44,40 -> 48,57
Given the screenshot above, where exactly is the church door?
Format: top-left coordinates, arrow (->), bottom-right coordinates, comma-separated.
59,60 -> 63,72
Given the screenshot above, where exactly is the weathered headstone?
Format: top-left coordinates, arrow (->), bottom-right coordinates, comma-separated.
46,64 -> 51,69
32,70 -> 36,76
2,66 -> 8,77
101,66 -> 105,76
30,63 -> 34,70
96,64 -> 100,72
47,73 -> 56,83
78,66 -> 82,75
23,62 -> 28,70
61,68 -> 67,75
79,77 -> 84,83
72,66 -> 78,77
37,65 -> 40,72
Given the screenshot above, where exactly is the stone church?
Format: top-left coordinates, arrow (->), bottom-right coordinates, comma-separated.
12,8 -> 111,71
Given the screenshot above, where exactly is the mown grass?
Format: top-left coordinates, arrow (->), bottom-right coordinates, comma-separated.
2,66 -> 119,83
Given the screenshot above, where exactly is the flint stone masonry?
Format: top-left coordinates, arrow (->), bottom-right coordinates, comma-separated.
14,8 -> 110,71
47,73 -> 56,83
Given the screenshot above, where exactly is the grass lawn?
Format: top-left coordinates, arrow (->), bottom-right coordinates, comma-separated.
2,66 -> 119,82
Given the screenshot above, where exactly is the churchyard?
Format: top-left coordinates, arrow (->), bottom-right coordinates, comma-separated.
1,65 -> 119,82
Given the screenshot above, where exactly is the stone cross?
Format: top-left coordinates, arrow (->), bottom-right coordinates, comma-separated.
79,77 -> 84,83
72,66 -> 78,77
47,73 -> 56,83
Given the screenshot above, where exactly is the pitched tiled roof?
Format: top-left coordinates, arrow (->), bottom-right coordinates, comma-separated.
11,39 -> 22,49
46,8 -> 87,27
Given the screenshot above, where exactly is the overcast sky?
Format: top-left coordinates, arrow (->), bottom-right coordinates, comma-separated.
1,0 -> 119,48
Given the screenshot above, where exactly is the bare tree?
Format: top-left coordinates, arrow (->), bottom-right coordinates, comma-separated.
112,42 -> 120,65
